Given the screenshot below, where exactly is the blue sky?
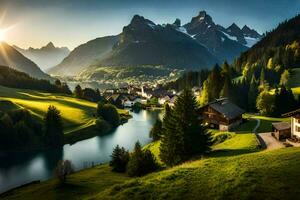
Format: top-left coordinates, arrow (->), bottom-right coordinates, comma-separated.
0,0 -> 299,49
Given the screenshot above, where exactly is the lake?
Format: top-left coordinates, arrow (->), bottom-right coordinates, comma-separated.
0,109 -> 161,193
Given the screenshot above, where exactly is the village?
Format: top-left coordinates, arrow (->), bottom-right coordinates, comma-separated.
102,84 -> 300,151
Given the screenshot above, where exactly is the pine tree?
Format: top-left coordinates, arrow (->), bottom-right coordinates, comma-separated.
44,105 -> 64,146
159,104 -> 184,166
149,119 -> 163,141
221,60 -> 231,77
109,145 -> 129,172
74,84 -> 83,98
160,89 -> 211,166
220,76 -> 231,98
259,67 -> 265,86
210,64 -> 223,99
127,141 -> 158,176
248,75 -> 258,111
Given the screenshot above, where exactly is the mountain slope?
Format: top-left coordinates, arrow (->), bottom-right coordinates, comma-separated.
14,42 -> 70,71
95,15 -> 217,69
48,36 -> 119,76
235,14 -> 300,71
183,11 -> 261,62
0,42 -> 50,79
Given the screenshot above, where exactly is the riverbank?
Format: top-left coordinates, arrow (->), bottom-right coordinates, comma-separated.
0,109 -> 159,194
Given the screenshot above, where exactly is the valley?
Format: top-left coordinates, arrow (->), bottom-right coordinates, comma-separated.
0,2 -> 299,200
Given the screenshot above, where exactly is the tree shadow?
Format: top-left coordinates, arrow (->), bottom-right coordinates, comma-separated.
209,148 -> 259,158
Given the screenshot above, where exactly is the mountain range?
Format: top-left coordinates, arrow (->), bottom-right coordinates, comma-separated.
14,42 -> 70,71
0,42 -> 50,80
48,11 -> 262,77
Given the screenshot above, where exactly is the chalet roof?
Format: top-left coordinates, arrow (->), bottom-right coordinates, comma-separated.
272,122 -> 291,131
282,108 -> 300,117
207,98 -> 245,120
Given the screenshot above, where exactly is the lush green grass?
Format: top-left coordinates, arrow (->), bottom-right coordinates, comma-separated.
143,141 -> 162,165
7,142 -> 300,199
0,85 -> 129,136
0,164 -> 130,200
245,114 -> 289,133
5,113 -> 300,200
0,125 -> 260,200
89,147 -> 300,200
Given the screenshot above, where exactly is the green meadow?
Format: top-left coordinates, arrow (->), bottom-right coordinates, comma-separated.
4,118 -> 300,200
0,85 -> 129,141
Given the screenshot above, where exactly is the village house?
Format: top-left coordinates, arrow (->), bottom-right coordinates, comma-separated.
198,98 -> 245,131
282,109 -> 300,139
158,95 -> 171,105
123,96 -> 147,107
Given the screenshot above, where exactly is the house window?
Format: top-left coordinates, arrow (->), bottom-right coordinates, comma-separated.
297,119 -> 300,124
297,126 -> 300,132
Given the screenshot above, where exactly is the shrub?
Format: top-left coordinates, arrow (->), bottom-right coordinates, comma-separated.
97,103 -> 120,127
55,160 -> 74,184
127,141 -> 158,177
110,145 -> 130,172
95,119 -> 111,133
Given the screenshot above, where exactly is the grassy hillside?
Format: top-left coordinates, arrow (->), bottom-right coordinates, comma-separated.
3,114 -> 300,200
245,114 -> 289,133
0,85 -> 129,142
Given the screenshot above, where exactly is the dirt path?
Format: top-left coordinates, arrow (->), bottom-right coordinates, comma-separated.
251,118 -> 284,150
253,118 -> 260,133
258,132 -> 285,150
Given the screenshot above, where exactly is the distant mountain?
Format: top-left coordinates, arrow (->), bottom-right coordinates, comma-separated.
183,11 -> 262,62
51,11 -> 262,78
96,15 -> 217,69
48,36 -> 119,76
0,42 -> 50,80
14,42 -> 70,71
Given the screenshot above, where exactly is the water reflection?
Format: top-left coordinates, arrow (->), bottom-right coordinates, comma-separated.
0,109 -> 160,193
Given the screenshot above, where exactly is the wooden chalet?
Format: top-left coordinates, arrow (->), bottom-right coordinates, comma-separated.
282,109 -> 300,139
198,98 -> 245,131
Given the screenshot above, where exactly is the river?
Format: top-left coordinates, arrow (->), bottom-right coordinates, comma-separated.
0,109 -> 161,193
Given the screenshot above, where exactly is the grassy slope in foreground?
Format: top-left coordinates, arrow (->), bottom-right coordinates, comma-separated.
0,85 -> 129,142
1,121 -> 262,200
4,140 -> 300,199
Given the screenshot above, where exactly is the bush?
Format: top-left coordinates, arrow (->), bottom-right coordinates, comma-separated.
95,119 -> 111,133
127,141 -> 158,177
55,160 -> 74,183
97,103 -> 120,127
110,145 -> 130,172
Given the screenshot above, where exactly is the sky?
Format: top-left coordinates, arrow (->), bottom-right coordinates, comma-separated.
0,0 -> 299,50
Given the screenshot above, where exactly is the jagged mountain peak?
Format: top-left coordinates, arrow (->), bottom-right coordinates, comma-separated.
173,18 -> 181,27
129,15 -> 156,28
241,25 -> 262,38
45,42 -> 55,49
242,25 -> 251,32
227,23 -> 242,32
191,10 -> 214,25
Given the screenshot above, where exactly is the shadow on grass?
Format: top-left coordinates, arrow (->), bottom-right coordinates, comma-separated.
209,148 -> 259,158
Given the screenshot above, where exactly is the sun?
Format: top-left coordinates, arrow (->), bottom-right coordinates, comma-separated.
0,30 -> 5,41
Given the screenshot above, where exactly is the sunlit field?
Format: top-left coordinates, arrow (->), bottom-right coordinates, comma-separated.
0,85 -> 128,134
